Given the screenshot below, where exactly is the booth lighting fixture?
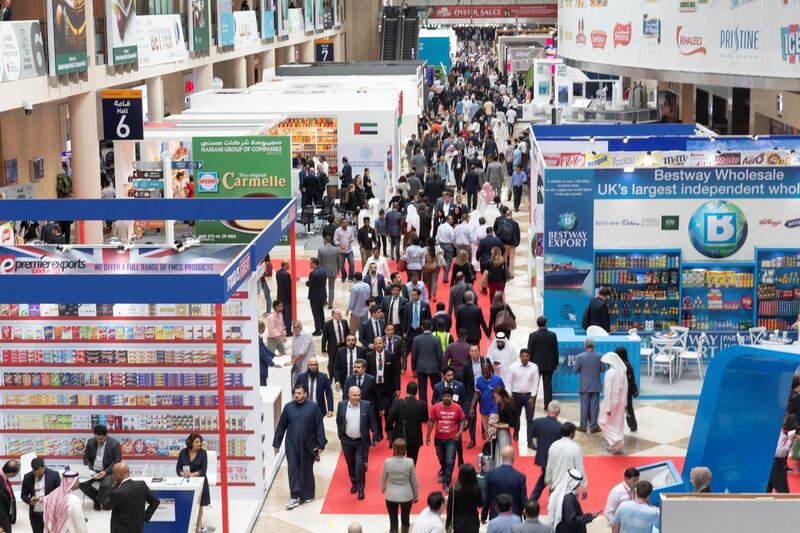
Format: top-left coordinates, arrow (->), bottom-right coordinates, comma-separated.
55,245 -> 67,252
716,150 -> 722,155
709,136 -> 716,142
752,135 -> 759,141
174,240 -> 185,252
589,136 -> 595,143
624,166 -> 635,173
622,137 -> 629,144
592,151 -> 597,156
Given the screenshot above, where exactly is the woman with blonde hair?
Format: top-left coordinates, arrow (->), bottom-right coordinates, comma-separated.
449,248 -> 476,286
380,439 -> 418,533
485,246 -> 510,301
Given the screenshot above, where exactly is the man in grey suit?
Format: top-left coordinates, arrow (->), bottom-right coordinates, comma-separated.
411,319 -> 443,403
317,236 -> 340,309
448,272 -> 471,318
511,499 -> 554,533
574,338 -> 604,433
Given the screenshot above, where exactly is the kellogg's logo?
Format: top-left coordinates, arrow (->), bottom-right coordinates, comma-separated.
591,30 -> 607,49
576,18 -> 587,45
676,26 -> 707,55
715,152 -> 742,165
642,14 -> 661,43
613,22 -> 632,47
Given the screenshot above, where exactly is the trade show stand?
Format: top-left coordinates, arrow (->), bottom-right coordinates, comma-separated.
549,328 -> 640,399
0,198 -> 296,533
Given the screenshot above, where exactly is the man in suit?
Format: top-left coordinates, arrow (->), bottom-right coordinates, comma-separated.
306,258 -> 327,335
574,338 -> 604,433
529,401 -> 565,501
386,382 -> 428,463
276,261 -> 293,335
383,323 -> 407,374
448,272 -> 471,318
481,446 -> 528,523
362,263 -> 386,306
0,460 -> 18,533
295,358 -> 334,417
102,462 -> 160,533
456,291 -> 490,345
381,284 -> 407,331
334,334 -> 366,390
321,308 -> 349,379
584,286 -> 611,332
402,288 -> 431,352
387,274 -> 410,299
384,204 -> 404,262
423,174 -> 446,205
317,237 -> 340,309
365,336 -> 400,436
410,319 -> 443,403
20,457 -> 60,533
358,304 -> 386,348
340,156 -> 353,188
343,359 -> 377,407
462,344 -> 488,448
527,316 -> 560,411
337,385 -> 380,500
476,227 -> 504,271
0,0 -> 11,22
511,500 -> 552,533
431,302 -> 452,333
494,206 -> 521,273
80,424 -> 122,510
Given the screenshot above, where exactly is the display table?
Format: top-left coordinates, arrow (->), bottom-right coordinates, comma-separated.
550,328 -> 641,398
144,477 -> 205,533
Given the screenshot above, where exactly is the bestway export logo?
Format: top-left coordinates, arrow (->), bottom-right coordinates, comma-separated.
197,172 -> 219,193
613,22 -> 632,47
0,256 -> 16,274
688,200 -> 748,258
781,24 -> 799,63
676,26 -> 707,55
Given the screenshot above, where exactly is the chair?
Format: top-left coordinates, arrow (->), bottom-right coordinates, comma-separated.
296,206 -> 317,238
667,326 -> 689,354
678,332 -> 707,380
206,450 -> 218,486
640,341 -> 655,377
748,326 -> 766,345
650,337 -> 677,383
586,325 -> 609,337
736,332 -> 747,345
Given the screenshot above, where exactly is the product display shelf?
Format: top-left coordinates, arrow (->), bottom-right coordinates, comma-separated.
680,263 -> 756,332
268,117 -> 339,174
0,292 -> 264,491
594,249 -> 682,333
755,248 -> 800,335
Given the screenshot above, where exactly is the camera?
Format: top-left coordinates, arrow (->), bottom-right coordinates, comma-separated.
23,101 -> 33,115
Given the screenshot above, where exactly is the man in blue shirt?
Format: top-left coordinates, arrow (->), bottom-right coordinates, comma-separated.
470,362 -> 505,441
511,165 -> 528,212
486,493 -> 522,533
611,480 -> 660,533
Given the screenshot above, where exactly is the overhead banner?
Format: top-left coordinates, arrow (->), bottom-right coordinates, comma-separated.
304,0 -> 315,32
426,4 -> 558,19
277,0 -> 289,37
261,0 -> 276,39
105,0 -> 139,65
138,15 -> 187,67
188,0 -> 211,52
46,0 -> 89,75
0,21 -> 47,83
192,136 -> 292,243
315,0 -> 324,30
233,11 -> 259,49
217,0 -> 235,46
557,0 -> 799,78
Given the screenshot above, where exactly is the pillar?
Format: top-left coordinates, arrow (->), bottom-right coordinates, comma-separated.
246,55 -> 256,86
681,83 -> 694,125
68,92 -> 103,243
193,64 -> 214,93
146,76 -> 165,123
259,49 -> 276,81
232,57 -> 247,89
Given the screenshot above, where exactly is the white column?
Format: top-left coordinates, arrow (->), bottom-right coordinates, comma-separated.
146,76 -> 165,123
68,93 -> 103,244
259,49 -> 276,80
232,57 -> 247,89
193,64 -> 214,93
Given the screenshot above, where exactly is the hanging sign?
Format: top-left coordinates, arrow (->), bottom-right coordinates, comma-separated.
101,89 -> 144,141
314,38 -> 334,62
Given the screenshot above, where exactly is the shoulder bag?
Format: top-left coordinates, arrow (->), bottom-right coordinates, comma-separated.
495,306 -> 517,331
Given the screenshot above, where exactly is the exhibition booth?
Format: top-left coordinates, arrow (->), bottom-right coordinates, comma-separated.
0,198 -> 296,533
531,123 -> 800,397
187,83 -> 402,206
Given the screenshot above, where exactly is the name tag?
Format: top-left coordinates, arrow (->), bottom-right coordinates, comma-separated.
453,394 -> 460,403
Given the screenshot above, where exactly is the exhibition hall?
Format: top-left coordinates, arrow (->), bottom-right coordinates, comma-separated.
0,1 -> 798,533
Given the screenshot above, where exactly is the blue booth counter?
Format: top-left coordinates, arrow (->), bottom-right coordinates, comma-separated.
550,328 -> 641,399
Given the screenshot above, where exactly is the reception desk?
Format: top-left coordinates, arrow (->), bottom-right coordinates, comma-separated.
143,477 -> 205,533
550,328 -> 641,398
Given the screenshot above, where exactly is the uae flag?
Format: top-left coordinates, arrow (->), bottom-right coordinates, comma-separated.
353,122 -> 378,135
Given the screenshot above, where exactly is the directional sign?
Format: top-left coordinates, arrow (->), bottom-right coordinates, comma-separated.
102,89 -> 144,141
315,39 -> 334,62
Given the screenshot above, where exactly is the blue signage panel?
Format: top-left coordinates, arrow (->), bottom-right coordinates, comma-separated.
418,36 -> 450,74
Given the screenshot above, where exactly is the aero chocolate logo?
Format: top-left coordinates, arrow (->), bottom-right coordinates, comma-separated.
613,22 -> 632,47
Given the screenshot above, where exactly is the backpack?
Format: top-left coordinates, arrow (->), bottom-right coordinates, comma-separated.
497,218 -> 514,243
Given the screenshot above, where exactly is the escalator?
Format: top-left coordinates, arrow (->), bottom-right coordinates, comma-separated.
400,13 -> 419,60
381,7 -> 399,60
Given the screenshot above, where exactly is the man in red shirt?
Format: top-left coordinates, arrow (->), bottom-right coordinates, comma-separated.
426,388 -> 467,492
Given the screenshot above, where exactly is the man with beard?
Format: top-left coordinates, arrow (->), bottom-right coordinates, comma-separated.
334,334 -> 366,391
294,357 -> 334,418
365,337 -> 400,437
